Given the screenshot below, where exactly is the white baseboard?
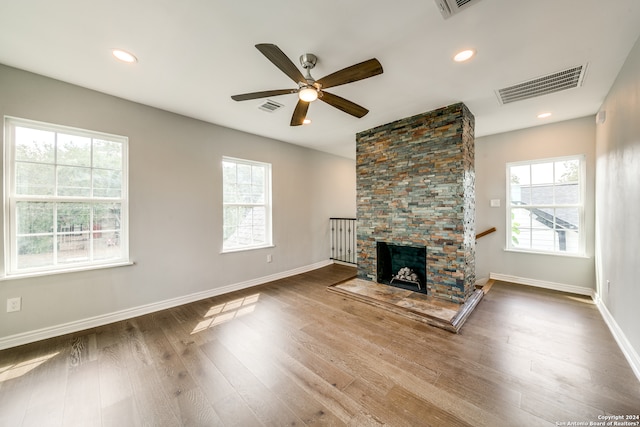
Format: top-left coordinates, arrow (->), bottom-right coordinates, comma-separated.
489,272 -> 595,298
0,259 -> 333,350
594,294 -> 640,383
489,272 -> 640,383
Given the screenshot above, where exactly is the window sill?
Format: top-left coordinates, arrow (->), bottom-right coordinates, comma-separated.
503,248 -> 591,259
0,260 -> 135,282
221,244 -> 275,254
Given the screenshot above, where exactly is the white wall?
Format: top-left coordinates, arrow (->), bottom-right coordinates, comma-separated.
475,116 -> 596,291
0,64 -> 356,345
595,35 -> 640,364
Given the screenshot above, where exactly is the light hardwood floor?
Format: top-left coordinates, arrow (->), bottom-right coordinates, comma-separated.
1,264 -> 639,426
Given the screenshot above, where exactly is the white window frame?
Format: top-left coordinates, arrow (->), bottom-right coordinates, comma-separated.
3,116 -> 129,277
222,156 -> 272,253
506,155 -> 585,256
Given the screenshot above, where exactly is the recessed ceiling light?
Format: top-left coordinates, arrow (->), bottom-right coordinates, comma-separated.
112,49 -> 137,63
453,49 -> 475,62
537,112 -> 552,119
303,118 -> 312,125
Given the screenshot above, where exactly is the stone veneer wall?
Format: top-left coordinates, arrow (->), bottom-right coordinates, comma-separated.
356,103 -> 476,304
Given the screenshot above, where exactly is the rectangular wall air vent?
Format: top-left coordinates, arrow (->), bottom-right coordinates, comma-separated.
434,0 -> 480,19
258,99 -> 284,113
496,64 -> 588,105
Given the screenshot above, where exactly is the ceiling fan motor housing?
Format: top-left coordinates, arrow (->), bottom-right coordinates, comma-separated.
299,53 -> 317,70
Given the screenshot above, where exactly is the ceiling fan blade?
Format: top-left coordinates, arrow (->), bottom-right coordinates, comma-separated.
256,43 -> 306,84
315,58 -> 383,89
290,100 -> 309,126
231,89 -> 297,101
319,91 -> 369,118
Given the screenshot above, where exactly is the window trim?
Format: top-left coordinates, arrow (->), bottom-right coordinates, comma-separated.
3,116 -> 130,276
221,156 -> 272,253
505,154 -> 586,256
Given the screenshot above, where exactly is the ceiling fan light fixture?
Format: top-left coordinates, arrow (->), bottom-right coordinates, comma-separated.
298,86 -> 318,102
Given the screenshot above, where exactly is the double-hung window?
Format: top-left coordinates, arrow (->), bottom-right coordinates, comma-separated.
222,157 -> 272,252
507,155 -> 585,255
4,117 -> 129,275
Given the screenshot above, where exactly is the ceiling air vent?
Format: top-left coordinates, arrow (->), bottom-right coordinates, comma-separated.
496,64 -> 588,105
258,99 -> 284,113
434,0 -> 480,19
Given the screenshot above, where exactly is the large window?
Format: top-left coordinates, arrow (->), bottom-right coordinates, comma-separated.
4,117 -> 128,275
222,157 -> 272,252
507,155 -> 584,255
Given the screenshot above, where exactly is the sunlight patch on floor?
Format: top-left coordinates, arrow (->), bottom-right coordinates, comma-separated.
191,293 -> 260,334
0,351 -> 60,382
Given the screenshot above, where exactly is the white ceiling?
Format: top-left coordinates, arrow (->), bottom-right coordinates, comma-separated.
1,0 -> 640,159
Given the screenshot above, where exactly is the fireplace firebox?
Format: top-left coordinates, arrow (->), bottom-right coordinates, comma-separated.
376,242 -> 427,294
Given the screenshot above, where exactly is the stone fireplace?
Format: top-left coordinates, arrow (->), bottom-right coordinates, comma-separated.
356,103 -> 475,304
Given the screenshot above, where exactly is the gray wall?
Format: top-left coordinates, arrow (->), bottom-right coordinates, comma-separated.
595,35 -> 640,357
475,116 -> 596,290
0,64 -> 356,342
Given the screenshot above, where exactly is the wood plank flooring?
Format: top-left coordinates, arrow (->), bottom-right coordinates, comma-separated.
1,264 -> 639,426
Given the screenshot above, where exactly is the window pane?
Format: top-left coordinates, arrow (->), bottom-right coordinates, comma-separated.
531,162 -> 553,185
555,207 -> 579,232
530,185 -> 552,205
222,162 -> 236,183
57,203 -> 90,233
555,182 -> 579,204
58,232 -> 89,263
17,235 -> 54,269
252,165 -> 264,185
510,208 -> 530,249
509,165 -> 530,204
57,166 -> 91,197
15,127 -> 55,163
93,139 -> 122,170
555,160 -> 579,184
510,165 -> 530,185
94,203 -> 122,232
530,228 -> 555,251
16,162 -> 55,195
251,206 -> 266,244
237,164 -> 251,184
93,169 -> 122,197
223,206 -> 239,235
57,133 -> 91,166
251,184 -> 265,203
93,231 -> 122,260
17,202 -> 54,234
238,184 -> 252,203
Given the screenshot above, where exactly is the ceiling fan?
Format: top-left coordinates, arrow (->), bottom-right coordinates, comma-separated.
231,44 -> 383,126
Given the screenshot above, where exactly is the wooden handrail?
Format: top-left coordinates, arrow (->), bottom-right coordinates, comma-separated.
476,227 -> 496,240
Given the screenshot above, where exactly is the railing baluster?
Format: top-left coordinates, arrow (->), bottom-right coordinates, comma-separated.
330,218 -> 356,265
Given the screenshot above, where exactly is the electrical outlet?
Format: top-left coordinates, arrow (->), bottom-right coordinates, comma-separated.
7,297 -> 21,312
607,280 -> 611,292
267,254 -> 272,263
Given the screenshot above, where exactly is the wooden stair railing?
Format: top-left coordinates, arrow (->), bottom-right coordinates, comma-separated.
475,227 -> 496,240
